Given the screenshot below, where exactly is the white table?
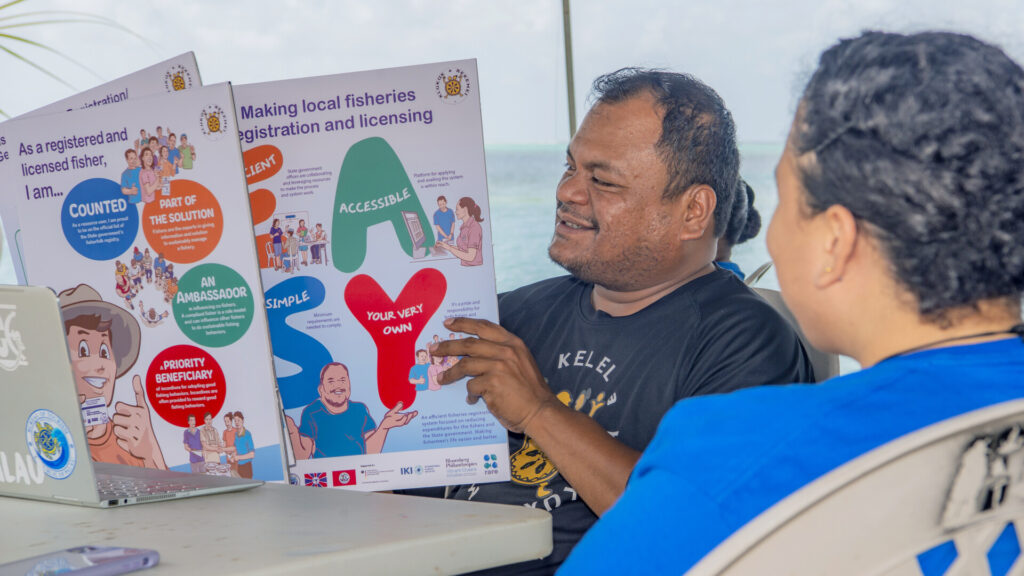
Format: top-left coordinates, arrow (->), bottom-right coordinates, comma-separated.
0,484 -> 552,575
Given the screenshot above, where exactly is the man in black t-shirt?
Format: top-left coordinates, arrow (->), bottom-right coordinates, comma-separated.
431,68 -> 815,575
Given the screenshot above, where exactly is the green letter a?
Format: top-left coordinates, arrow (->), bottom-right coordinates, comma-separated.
331,137 -> 435,273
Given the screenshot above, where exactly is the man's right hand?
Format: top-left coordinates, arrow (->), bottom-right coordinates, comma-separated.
112,375 -> 167,469
285,415 -> 315,460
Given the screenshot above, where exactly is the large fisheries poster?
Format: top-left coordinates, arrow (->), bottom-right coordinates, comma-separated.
7,83 -> 287,481
235,60 -> 509,491
0,53 -> 202,285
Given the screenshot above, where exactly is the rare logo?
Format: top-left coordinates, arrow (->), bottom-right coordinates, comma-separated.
0,304 -> 27,373
164,64 -> 195,93
200,104 -> 228,141
25,409 -> 76,480
435,67 -> 471,104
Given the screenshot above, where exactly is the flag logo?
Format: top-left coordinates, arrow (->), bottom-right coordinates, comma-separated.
333,469 -> 357,486
304,472 -> 327,487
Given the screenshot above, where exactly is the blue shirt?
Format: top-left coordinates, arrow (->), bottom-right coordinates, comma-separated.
183,428 -> 203,463
233,429 -> 254,465
559,338 -> 1024,574
408,364 -> 430,391
433,208 -> 455,239
717,260 -> 745,280
167,148 -> 182,174
121,167 -> 141,204
298,399 -> 376,458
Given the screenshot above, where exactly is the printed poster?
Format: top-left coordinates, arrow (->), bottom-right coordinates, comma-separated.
0,52 -> 202,285
235,60 -> 510,490
7,82 -> 287,481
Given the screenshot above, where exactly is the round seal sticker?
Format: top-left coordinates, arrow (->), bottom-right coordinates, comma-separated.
25,409 -> 77,480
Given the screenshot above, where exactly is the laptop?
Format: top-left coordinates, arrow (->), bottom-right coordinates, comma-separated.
0,284 -> 262,508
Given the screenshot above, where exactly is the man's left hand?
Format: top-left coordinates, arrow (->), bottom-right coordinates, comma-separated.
432,317 -> 560,434
379,401 -> 418,430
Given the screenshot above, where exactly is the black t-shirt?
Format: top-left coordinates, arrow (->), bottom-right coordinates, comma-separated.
450,269 -> 814,575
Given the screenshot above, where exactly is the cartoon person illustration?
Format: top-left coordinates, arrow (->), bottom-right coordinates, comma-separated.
142,248 -> 153,284
166,133 -> 182,175
130,259 -> 144,291
59,284 -> 166,469
427,353 -> 445,391
115,261 -> 135,310
297,219 -> 310,266
433,195 -> 456,245
138,147 -> 159,204
134,128 -> 149,154
408,349 -> 430,392
270,218 -> 284,270
285,362 -> 418,459
120,149 -> 141,204
164,276 -> 179,304
283,229 -> 299,273
153,252 -> 166,288
199,411 -> 221,466
178,133 -> 196,170
310,223 -> 327,264
221,412 -> 237,475
435,196 -> 484,266
183,414 -> 204,473
137,300 -> 168,328
230,412 -> 255,479
158,146 -> 175,179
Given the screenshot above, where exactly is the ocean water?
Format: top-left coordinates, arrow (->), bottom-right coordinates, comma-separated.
487,143 -> 783,293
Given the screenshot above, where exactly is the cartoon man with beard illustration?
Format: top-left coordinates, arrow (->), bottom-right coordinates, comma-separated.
285,362 -> 417,459
60,284 -> 166,469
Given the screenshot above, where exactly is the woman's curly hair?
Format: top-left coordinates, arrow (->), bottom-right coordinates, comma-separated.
794,31 -> 1024,321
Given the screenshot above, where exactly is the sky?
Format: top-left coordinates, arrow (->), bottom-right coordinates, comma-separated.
3,0 -> 1024,146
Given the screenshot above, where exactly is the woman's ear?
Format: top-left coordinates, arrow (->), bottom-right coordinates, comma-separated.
816,204 -> 858,288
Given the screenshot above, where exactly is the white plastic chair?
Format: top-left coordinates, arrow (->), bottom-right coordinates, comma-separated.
750,287 -> 839,382
686,398 -> 1024,576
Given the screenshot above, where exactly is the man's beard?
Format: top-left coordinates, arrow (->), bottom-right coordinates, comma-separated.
323,395 -> 347,408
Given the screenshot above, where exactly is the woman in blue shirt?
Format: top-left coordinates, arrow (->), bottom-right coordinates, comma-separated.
560,31 -> 1024,575
714,179 -> 760,281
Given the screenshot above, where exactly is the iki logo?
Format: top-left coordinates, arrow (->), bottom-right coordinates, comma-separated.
0,305 -> 28,373
400,466 -> 414,476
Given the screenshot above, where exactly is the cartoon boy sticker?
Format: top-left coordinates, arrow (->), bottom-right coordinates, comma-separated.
59,284 -> 166,469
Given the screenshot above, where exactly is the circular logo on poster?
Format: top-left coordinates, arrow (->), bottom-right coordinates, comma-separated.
164,64 -> 195,93
200,104 -> 229,141
336,471 -> 351,485
25,409 -> 77,480
435,68 -> 471,104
